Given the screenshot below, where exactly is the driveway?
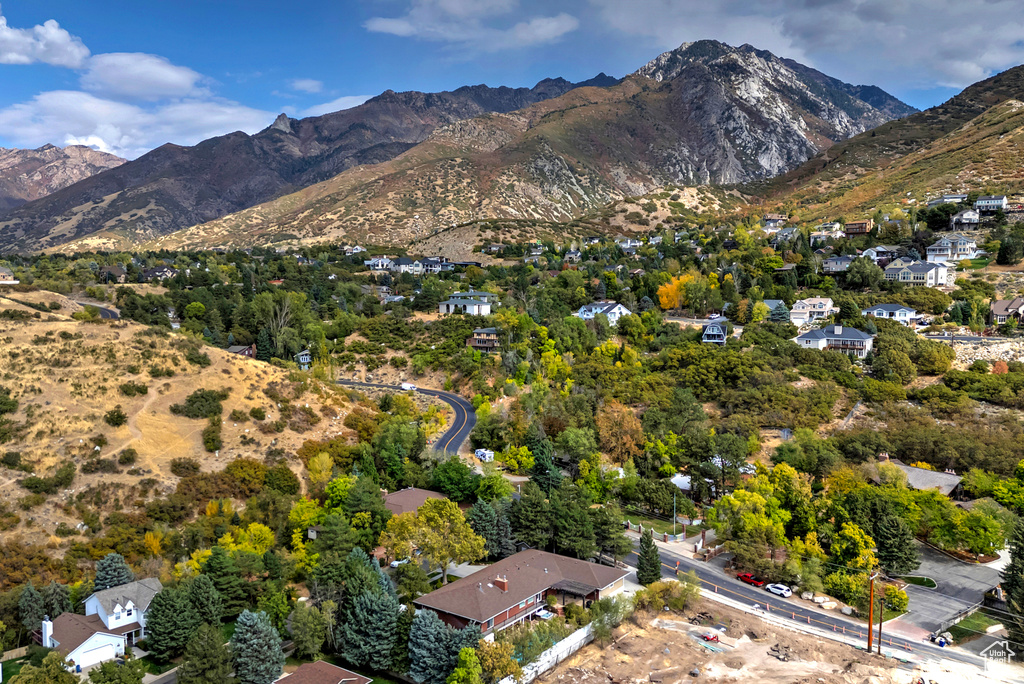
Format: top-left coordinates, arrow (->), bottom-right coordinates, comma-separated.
898,542 -> 1001,633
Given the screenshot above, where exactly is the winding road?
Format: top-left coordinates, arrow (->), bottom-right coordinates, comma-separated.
74,301 -> 120,319
337,381 -> 476,454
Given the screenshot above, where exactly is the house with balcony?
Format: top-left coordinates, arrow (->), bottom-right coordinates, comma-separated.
790,298 -> 839,326
843,218 -> 874,235
762,213 -> 788,232
701,320 -> 728,346
793,324 -> 874,358
467,327 -> 500,353
975,195 -> 1008,214
413,549 -> 628,635
861,303 -> 920,327
364,256 -> 394,271
950,209 -> 980,229
574,300 -> 631,326
927,234 -> 977,264
40,578 -> 162,670
823,255 -> 854,273
861,246 -> 900,266
884,260 -> 948,287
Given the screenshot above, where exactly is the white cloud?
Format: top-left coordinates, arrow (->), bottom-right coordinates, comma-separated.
301,95 -> 372,117
0,5 -> 89,68
0,90 -> 273,159
290,78 -> 323,94
365,0 -> 578,51
587,0 -> 1024,93
81,53 -> 206,101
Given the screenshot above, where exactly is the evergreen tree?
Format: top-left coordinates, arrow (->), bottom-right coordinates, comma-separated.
408,609 -> 453,684
530,448 -> 562,494
231,610 -> 285,684
186,574 -> 223,626
768,301 -> 790,323
875,515 -> 920,576
94,552 -> 135,591
178,623 -> 234,684
338,589 -> 400,670
394,562 -> 433,603
289,602 -> 327,660
41,581 -> 71,617
494,500 -> 517,559
88,654 -> 146,684
263,550 -> 284,582
145,588 -> 200,662
467,501 -> 500,558
636,528 -> 662,586
256,327 -> 273,362
1002,518 -> 1024,607
392,603 -> 415,673
18,584 -> 44,632
202,546 -> 247,617
550,484 -> 595,559
511,482 -> 551,550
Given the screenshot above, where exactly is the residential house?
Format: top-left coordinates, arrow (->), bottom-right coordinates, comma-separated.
99,265 -> 127,284
364,256 -> 394,271
467,327 -> 500,353
484,243 -> 505,254
392,257 -> 423,275
584,236 -> 601,246
989,298 -> 1024,325
861,245 -> 900,266
226,344 -> 257,358
616,237 -> 642,250
384,295 -> 407,304
439,296 -> 491,316
40,578 -> 163,669
927,234 -> 978,263
413,549 -> 628,634
574,301 -> 631,326
762,213 -> 788,231
927,194 -> 967,207
790,298 -> 839,326
823,255 -> 855,273
771,226 -> 800,246
141,265 -> 177,281
810,229 -> 845,245
975,195 -> 1008,213
528,245 -> 545,257
843,218 -> 874,235
950,209 -> 980,229
793,324 -> 874,358
883,260 -> 948,287
523,256 -> 541,265
384,487 -> 446,516
701,320 -> 728,346
343,245 -> 367,256
475,448 -> 495,462
762,299 -> 784,313
564,249 -> 582,263
452,291 -> 500,306
0,266 -> 18,285
861,304 -> 919,326
279,661 -> 371,684
876,453 -> 962,497
649,235 -> 663,245
295,349 -> 312,370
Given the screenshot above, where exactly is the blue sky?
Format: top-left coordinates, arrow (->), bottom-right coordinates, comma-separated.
0,0 -> 1021,159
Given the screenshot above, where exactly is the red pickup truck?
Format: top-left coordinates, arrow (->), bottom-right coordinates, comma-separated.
736,572 -> 766,587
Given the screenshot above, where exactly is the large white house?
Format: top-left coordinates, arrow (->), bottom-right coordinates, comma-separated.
884,260 -> 948,287
793,324 -> 875,358
790,298 -> 839,326
439,297 -> 492,316
950,209 -> 980,229
861,303 -> 920,326
42,578 -> 162,670
861,246 -> 900,265
574,300 -> 631,326
975,195 -> 1008,213
927,234 -> 977,263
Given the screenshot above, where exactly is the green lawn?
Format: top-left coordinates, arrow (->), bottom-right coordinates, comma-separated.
1,656 -> 30,680
903,576 -> 937,588
948,610 -> 1002,644
622,511 -> 703,537
140,656 -> 176,676
966,258 -> 991,269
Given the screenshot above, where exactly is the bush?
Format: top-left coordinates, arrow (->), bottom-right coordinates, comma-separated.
149,365 -> 175,378
2,451 -> 22,469
202,419 -> 222,452
249,407 -> 266,421
20,461 -> 76,494
82,458 -> 119,474
229,409 -> 249,422
185,347 -> 212,367
104,405 -> 128,427
171,389 -> 230,419
170,457 -> 201,477
118,448 -> 138,465
265,463 -> 300,495
884,584 -> 908,613
119,381 -> 149,397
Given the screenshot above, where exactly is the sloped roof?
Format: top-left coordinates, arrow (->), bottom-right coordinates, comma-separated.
384,487 -> 445,516
889,459 -> 962,496
90,577 -> 162,615
414,549 -> 628,623
991,298 -> 1024,317
797,325 -> 873,342
282,661 -> 372,684
50,613 -> 132,656
863,303 -> 915,313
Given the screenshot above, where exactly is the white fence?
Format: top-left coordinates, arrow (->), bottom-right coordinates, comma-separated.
496,623 -> 594,684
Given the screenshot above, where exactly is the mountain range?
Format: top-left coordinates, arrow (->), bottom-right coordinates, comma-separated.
0,145 -> 124,213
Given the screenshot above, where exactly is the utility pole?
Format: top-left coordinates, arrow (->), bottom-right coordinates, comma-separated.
867,572 -> 878,651
877,584 -> 884,655
673,491 -> 677,537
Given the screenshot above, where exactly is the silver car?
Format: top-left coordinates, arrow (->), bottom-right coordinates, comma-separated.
766,583 -> 792,598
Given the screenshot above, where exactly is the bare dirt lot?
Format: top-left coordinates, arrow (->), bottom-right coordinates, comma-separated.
540,599 -> 1008,684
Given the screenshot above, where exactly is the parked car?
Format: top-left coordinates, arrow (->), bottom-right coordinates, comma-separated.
765,583 -> 792,598
736,572 -> 766,587
390,559 -> 410,568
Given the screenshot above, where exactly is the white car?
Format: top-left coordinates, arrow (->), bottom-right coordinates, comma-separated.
765,583 -> 792,598
401,382 -> 417,391
390,559 -> 410,568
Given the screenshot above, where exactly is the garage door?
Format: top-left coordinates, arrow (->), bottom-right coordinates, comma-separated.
79,643 -> 116,668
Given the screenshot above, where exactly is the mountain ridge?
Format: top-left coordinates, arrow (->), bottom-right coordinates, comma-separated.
0,144 -> 124,213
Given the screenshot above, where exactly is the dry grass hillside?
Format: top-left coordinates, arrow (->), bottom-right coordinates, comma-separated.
0,305 -> 355,544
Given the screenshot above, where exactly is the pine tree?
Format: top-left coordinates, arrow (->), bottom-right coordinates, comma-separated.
530,448 -> 562,494
494,500 -> 517,559
256,327 -> 272,362
186,574 -> 223,626
262,550 -> 284,582
636,527 -> 662,586
94,552 -> 135,591
550,484 -> 596,559
19,584 -> 45,632
875,515 -> 920,576
392,603 -> 415,673
41,581 -> 71,617
511,482 -> 551,550
768,301 -> 790,323
145,588 -> 200,662
177,623 -> 234,684
202,546 -> 247,617
408,609 -> 453,684
338,589 -> 400,670
1002,517 -> 1024,606
467,501 -> 500,558
231,610 -> 285,684
289,602 -> 327,660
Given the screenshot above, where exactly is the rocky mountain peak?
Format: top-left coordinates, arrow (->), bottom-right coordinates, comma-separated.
0,145 -> 124,213
268,113 -> 294,134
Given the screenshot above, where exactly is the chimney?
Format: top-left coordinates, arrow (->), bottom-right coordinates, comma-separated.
494,575 -> 508,592
833,324 -> 843,334
478,582 -> 484,593
41,615 -> 53,648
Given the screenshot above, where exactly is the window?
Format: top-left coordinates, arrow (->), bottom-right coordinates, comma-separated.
519,601 -> 526,609
127,609 -> 133,617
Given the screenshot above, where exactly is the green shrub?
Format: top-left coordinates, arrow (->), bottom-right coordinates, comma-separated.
117,448 -> 138,465
2,451 -> 22,469
185,347 -> 212,367
149,365 -> 175,378
265,463 -> 300,495
229,409 -> 249,422
249,407 -> 266,420
81,458 -> 119,474
104,405 -> 128,427
20,461 -> 76,494
119,381 -> 149,397
170,457 -> 201,477
171,389 -> 230,419
202,419 -> 222,452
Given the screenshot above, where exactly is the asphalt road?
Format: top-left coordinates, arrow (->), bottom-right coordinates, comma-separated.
75,301 -> 120,319
626,541 -> 987,669
922,334 -> 1005,342
336,381 -> 476,454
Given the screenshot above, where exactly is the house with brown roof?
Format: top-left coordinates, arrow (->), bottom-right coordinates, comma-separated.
384,487 -> 447,516
279,661 -> 372,684
413,549 -> 628,635
876,454 -> 962,498
844,218 -> 874,235
989,298 -> 1024,325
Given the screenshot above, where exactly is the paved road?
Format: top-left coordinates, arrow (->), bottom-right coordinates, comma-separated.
626,540 -> 987,670
922,334 -> 1006,343
337,381 -> 475,454
75,301 -> 120,319
897,542 -> 1001,633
